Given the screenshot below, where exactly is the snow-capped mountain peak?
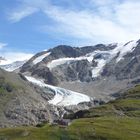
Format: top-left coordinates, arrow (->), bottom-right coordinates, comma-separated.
0,52 -> 33,71
20,39 -> 140,87
114,40 -> 138,62
0,60 -> 27,72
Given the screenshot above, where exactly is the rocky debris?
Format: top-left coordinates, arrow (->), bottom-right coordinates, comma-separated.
3,90 -> 51,126
63,99 -> 105,116
0,68 -> 95,128
131,78 -> 140,84
0,69 -> 58,127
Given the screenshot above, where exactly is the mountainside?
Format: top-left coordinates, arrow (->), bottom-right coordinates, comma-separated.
0,39 -> 140,128
19,39 -> 140,101
20,44 -> 116,83
0,84 -> 139,140
0,68 -> 94,127
65,84 -> 140,119
102,40 -> 140,79
0,68 -> 54,127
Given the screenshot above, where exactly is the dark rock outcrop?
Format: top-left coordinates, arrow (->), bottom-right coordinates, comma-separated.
102,42 -> 140,80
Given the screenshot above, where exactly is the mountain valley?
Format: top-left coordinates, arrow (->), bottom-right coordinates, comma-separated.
0,40 -> 140,139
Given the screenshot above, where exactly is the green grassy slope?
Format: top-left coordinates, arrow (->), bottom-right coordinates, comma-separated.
0,85 -> 139,140
64,85 -> 140,119
82,85 -> 140,118
0,117 -> 139,140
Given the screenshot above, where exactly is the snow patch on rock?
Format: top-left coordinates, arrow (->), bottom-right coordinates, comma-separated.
92,59 -> 106,78
47,56 -> 93,70
114,41 -> 138,62
33,52 -> 51,64
89,40 -> 138,77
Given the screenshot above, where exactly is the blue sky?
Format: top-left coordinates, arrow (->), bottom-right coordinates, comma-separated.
0,0 -> 140,60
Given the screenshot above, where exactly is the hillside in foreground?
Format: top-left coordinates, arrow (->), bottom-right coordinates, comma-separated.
0,84 -> 139,140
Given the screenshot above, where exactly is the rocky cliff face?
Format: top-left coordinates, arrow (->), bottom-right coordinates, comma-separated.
20,44 -> 115,84
102,40 -> 140,80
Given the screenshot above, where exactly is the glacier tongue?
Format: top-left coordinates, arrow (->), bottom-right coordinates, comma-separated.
25,76 -> 91,106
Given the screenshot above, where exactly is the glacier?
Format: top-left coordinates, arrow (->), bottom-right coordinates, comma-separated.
25,76 -> 92,106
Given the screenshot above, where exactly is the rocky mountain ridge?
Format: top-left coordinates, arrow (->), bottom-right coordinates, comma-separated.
20,40 -> 139,81
18,39 -> 140,101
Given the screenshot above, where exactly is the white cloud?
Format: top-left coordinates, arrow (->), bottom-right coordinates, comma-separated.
0,43 -> 7,49
3,52 -> 33,61
0,41 -> 33,63
7,0 -> 140,43
41,10 -> 131,43
90,0 -> 117,6
7,0 -> 49,22
8,6 -> 38,22
116,1 -> 140,27
41,2 -> 139,43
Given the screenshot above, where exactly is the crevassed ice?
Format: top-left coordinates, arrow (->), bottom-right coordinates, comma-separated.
25,76 -> 91,106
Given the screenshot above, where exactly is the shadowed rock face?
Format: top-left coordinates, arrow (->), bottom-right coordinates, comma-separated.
102,41 -> 140,80
51,59 -> 94,83
20,44 -> 115,85
31,67 -> 59,86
